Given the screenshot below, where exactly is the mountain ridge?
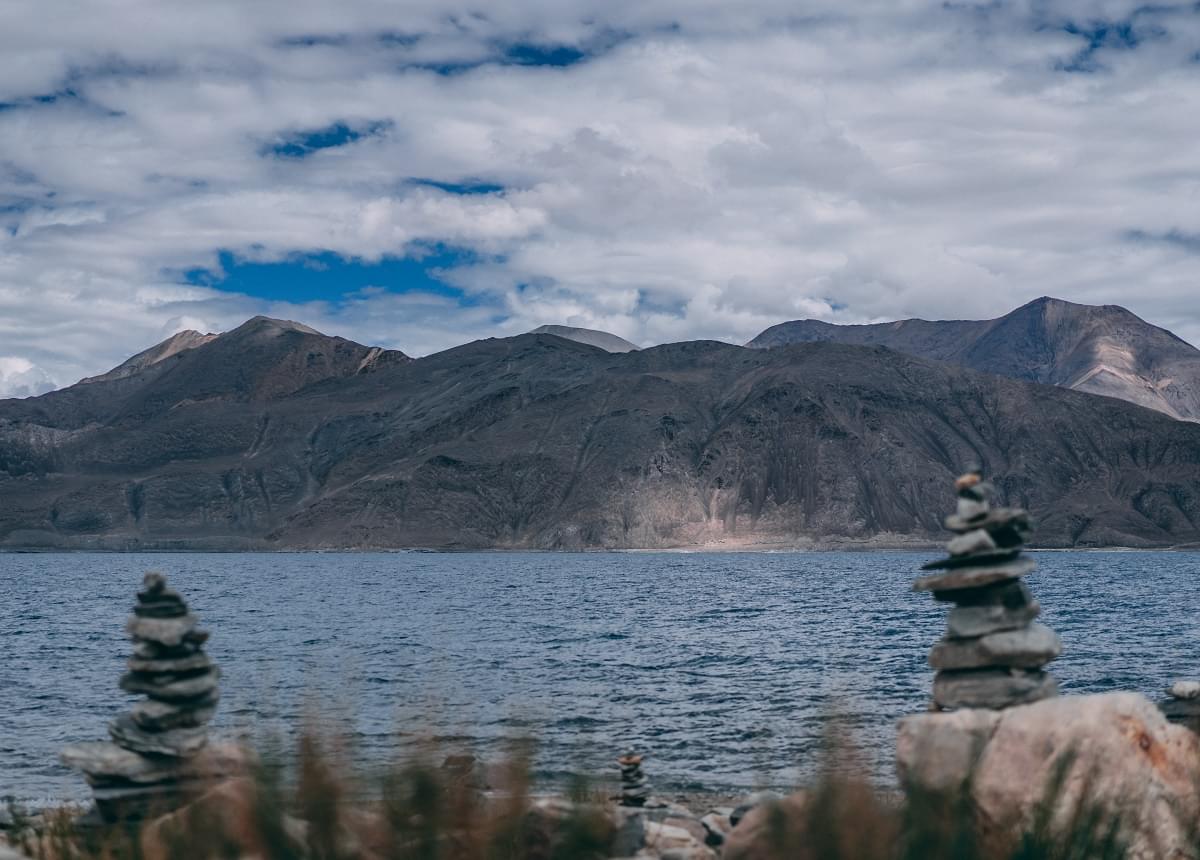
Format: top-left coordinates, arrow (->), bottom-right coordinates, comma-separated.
747,297 -> 1200,421
3,318 -> 1200,551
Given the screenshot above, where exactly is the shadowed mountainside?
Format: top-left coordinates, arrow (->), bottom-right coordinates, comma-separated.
2,318 -> 1200,550
748,297 -> 1200,421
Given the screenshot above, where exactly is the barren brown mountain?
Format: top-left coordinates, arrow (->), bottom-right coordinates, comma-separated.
2,314 -> 1200,550
749,297 -> 1200,421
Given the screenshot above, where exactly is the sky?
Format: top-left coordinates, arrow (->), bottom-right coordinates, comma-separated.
1,1 -> 1199,396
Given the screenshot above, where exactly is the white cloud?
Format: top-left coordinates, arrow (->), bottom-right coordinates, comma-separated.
0,355 -> 55,398
1,0 -> 1199,391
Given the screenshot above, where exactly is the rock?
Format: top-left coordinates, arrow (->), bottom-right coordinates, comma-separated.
946,528 -> 996,557
61,740 -> 247,786
134,598 -> 188,619
937,578 -> 1032,608
946,590 -> 1040,638
109,714 -> 209,757
914,558 -> 1034,594
663,816 -> 708,846
1168,680 -> 1200,700
612,807 -> 645,856
127,652 -> 213,674
0,846 -> 34,860
955,497 -> 989,522
729,791 -> 781,828
125,615 -> 199,648
132,639 -> 202,660
699,812 -> 730,846
944,507 -> 1030,535
929,623 -> 1061,670
643,820 -> 714,860
899,692 -> 1200,860
933,668 -> 1057,710
131,697 -> 218,731
120,668 -> 219,701
897,707 -> 1002,792
721,793 -> 808,860
522,798 -> 614,860
139,778 -> 307,860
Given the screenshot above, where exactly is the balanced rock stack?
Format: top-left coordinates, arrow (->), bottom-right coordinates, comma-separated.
914,469 -> 1062,710
62,572 -> 230,821
1161,681 -> 1200,730
617,751 -> 650,807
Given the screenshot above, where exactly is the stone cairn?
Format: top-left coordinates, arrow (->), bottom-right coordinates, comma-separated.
914,469 -> 1062,710
1162,681 -> 1200,730
62,572 -> 231,821
617,751 -> 650,807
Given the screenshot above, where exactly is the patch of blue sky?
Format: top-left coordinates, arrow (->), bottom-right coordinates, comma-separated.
178,248 -> 483,305
399,36 -> 623,75
409,178 -> 505,195
0,88 -> 83,112
1050,9 -> 1168,72
503,42 -> 587,66
265,120 -> 392,159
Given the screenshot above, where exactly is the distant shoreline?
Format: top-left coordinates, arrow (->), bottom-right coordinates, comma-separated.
2,544 -> 1198,554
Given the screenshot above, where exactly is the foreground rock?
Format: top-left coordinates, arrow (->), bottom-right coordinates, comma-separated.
721,793 -> 809,860
898,692 -> 1200,860
61,572 -> 236,821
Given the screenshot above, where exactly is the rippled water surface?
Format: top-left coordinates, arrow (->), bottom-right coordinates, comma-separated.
3,551 -> 1198,802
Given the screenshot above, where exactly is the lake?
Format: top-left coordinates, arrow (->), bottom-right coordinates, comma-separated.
3,550 -> 1197,804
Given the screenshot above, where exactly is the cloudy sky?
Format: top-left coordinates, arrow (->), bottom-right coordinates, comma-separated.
2,1 -> 1199,396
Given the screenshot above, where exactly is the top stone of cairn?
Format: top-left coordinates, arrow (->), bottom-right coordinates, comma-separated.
915,468 -> 1061,710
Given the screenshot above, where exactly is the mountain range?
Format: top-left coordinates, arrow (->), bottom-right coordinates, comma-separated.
748,297 -> 1200,422
2,302 -> 1200,551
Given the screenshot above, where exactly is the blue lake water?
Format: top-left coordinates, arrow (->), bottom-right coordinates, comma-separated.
2,551 -> 1198,804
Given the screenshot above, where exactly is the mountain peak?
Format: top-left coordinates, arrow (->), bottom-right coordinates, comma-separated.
230,316 -> 323,337
529,324 -> 639,353
747,298 -> 1200,421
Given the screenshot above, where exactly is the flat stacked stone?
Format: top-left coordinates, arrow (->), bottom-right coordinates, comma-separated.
915,470 -> 1061,710
1161,680 -> 1200,730
62,572 -> 225,821
617,751 -> 650,807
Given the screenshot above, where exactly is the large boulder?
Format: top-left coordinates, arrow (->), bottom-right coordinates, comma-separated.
897,692 -> 1200,859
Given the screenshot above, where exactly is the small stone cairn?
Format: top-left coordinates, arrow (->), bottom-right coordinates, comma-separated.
914,469 -> 1062,710
62,572 -> 231,820
617,751 -> 650,807
1162,681 -> 1200,730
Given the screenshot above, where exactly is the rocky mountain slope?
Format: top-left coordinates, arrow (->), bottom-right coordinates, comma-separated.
748,297 -> 1200,421
79,329 -> 218,384
2,320 -> 1199,550
529,325 -> 639,352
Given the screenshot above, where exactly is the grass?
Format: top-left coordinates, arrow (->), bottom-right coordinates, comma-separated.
0,726 -> 1149,860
